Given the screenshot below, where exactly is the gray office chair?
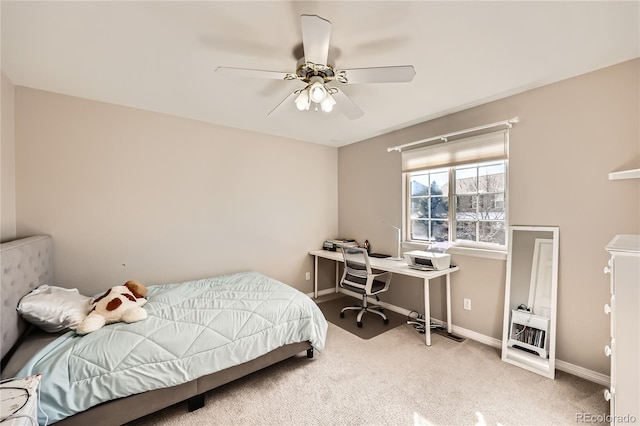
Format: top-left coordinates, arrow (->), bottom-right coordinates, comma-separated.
339,247 -> 392,328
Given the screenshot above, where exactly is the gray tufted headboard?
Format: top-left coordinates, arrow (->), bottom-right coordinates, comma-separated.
1,235 -> 53,359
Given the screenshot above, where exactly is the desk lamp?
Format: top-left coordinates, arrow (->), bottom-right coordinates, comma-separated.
380,221 -> 403,261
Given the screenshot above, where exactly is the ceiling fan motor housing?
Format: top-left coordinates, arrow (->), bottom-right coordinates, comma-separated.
295,58 -> 336,83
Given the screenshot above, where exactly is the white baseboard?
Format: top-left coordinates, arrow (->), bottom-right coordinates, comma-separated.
314,291 -> 610,387
451,323 -> 502,348
445,324 -> 610,386
555,359 -> 610,387
307,288 -> 340,298
444,323 -> 610,386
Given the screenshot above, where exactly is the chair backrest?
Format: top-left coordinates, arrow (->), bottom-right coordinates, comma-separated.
341,246 -> 371,273
340,247 -> 372,290
340,247 -> 392,296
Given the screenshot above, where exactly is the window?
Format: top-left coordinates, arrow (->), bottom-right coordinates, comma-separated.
402,130 -> 508,247
408,167 -> 449,242
454,161 -> 506,244
407,160 -> 506,245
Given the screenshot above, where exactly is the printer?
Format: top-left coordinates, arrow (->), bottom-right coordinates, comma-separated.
323,239 -> 358,252
404,250 -> 451,271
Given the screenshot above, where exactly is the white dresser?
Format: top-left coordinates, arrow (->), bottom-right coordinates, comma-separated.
604,234 -> 640,424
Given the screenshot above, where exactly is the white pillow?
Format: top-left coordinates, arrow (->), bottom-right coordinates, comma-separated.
17,285 -> 92,332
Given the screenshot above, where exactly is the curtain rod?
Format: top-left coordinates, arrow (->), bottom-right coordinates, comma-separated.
387,116 -> 519,153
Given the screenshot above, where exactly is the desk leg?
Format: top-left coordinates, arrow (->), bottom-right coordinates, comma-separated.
446,273 -> 452,334
424,277 -> 431,346
313,255 -> 319,299
335,262 -> 339,294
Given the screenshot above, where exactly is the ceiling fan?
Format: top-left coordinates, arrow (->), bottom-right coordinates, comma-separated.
215,14 -> 416,120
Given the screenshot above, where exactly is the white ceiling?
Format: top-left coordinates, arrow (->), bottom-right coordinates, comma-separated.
2,1 -> 638,147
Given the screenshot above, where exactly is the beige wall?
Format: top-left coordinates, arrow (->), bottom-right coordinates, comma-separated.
337,59 -> 639,375
5,60 -> 638,376
1,71 -> 17,242
13,87 -> 338,295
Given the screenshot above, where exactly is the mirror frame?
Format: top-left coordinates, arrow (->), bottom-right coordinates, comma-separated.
501,225 -> 559,379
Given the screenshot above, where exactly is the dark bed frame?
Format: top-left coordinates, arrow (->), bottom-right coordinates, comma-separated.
1,235 -> 313,425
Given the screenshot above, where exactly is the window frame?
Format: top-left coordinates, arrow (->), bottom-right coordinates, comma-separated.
404,159 -> 508,250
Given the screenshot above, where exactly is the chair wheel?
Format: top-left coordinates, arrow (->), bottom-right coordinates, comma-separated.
357,321 -> 363,328
384,318 -> 389,324
340,312 -> 345,318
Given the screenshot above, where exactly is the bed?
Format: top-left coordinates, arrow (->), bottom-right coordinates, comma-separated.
1,235 -> 328,425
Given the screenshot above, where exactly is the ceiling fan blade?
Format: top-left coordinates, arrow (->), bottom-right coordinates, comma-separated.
338,65 -> 416,84
267,91 -> 298,116
332,88 -> 364,120
215,66 -> 292,81
300,15 -> 331,65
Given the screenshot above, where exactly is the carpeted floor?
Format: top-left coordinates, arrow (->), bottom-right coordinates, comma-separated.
316,295 -> 407,339
129,321 -> 609,426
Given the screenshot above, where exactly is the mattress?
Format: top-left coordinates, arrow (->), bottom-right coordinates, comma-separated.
16,271 -> 328,424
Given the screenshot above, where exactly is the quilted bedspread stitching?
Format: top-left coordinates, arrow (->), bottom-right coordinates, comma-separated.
67,272 -> 319,383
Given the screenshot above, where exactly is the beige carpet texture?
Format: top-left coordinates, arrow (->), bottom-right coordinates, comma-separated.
128,319 -> 608,426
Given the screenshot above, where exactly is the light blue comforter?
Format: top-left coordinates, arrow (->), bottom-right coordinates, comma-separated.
17,272 -> 328,424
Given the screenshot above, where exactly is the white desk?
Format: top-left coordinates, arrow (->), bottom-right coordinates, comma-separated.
309,249 -> 459,346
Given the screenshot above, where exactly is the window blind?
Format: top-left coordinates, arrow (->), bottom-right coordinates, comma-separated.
401,130 -> 508,173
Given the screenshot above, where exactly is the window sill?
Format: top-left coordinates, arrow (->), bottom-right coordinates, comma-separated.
402,241 -> 507,261
447,245 -> 507,260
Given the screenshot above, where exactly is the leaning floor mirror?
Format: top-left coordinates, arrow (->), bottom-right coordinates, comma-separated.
501,225 -> 559,379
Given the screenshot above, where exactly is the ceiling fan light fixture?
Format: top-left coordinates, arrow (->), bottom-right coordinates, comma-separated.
309,83 -> 326,103
320,93 -> 336,112
307,76 -> 327,103
295,90 -> 310,111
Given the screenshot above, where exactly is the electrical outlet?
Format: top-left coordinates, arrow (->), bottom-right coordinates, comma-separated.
305,272 -> 311,281
463,298 -> 471,311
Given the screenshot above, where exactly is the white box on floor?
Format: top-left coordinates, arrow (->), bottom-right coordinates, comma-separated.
0,374 -> 42,426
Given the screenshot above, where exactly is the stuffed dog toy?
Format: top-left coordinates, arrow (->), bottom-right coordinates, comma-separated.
76,280 -> 148,335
